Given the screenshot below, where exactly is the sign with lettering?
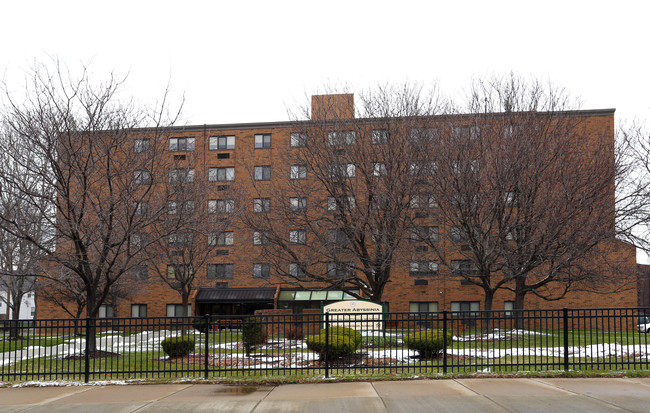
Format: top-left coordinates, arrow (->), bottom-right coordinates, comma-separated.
323,300 -> 385,331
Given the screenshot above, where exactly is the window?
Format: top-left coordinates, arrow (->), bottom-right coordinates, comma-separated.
290,165 -> 307,180
209,167 -> 235,182
169,168 -> 195,183
254,133 -> 271,148
131,233 -> 146,249
166,304 -> 192,317
505,191 -> 519,207
409,261 -> 438,276
410,194 -> 437,209
290,132 -> 307,147
253,198 -> 270,213
327,262 -> 355,279
134,139 -> 150,153
327,130 -> 355,146
503,125 -> 522,139
290,197 -> 306,212
131,304 -> 147,318
208,199 -> 234,214
167,264 -> 192,279
209,135 -> 235,150
327,229 -> 349,246
450,226 -> 470,242
289,229 -> 306,244
327,196 -> 355,211
368,194 -> 387,210
329,163 -> 355,178
451,260 -> 478,275
372,129 -> 388,145
167,200 -> 194,215
209,231 -> 234,246
134,170 -> 151,185
253,263 -> 270,278
134,202 -> 148,216
253,231 -> 269,245
289,262 -> 306,279
409,302 -> 438,314
410,226 -> 439,243
408,128 -> 439,143
452,126 -> 480,140
452,159 -> 479,174
504,301 -> 514,316
451,301 -> 480,315
207,263 -> 234,279
254,166 -> 271,181
169,137 -> 195,151
372,162 -> 387,177
133,265 -> 148,280
409,161 -> 437,176
98,305 -> 115,318
505,226 -> 520,241
169,232 -> 193,247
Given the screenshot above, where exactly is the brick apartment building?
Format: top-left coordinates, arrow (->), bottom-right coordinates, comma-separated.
37,94 -> 638,319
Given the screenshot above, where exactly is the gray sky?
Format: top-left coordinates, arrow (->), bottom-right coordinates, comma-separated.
2,0 -> 649,259
2,0 -> 648,124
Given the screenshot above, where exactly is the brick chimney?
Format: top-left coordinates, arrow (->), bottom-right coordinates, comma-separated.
311,94 -> 354,120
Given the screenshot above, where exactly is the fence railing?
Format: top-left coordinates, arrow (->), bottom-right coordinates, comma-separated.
2,307 -> 650,383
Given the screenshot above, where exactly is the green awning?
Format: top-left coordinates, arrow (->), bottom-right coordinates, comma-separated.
277,289 -> 359,301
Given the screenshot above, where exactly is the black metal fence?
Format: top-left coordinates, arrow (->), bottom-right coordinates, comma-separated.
2,307 -> 650,383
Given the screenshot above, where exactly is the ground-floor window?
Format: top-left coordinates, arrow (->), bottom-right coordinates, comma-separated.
98,304 -> 115,318
409,302 -> 438,314
131,304 -> 147,318
504,301 -> 514,316
166,304 -> 191,317
451,301 -> 479,314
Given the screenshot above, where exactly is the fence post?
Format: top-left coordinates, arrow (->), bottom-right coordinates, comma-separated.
442,310 -> 448,374
204,314 -> 210,380
84,317 -> 90,383
563,308 -> 569,371
324,312 -> 329,378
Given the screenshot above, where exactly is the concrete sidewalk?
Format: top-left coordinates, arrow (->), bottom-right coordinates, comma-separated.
1,378 -> 650,412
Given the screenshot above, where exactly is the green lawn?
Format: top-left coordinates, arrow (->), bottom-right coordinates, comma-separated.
3,327 -> 650,384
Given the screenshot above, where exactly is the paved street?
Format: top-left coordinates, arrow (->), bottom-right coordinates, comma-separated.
1,377 -> 649,412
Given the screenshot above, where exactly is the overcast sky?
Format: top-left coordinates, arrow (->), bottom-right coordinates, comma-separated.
2,0 -> 649,258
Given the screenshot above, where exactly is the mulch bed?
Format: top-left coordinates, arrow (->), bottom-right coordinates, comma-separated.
64,350 -> 120,360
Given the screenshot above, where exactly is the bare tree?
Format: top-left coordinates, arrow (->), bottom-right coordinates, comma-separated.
143,153 -> 243,326
615,122 -> 650,252
419,75 -> 628,321
241,85 -> 442,303
0,60 -> 179,351
0,181 -> 46,323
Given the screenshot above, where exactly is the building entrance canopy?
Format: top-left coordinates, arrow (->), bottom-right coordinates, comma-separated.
195,287 -> 276,303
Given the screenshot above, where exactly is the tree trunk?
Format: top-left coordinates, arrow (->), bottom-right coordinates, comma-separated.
482,290 -> 494,333
513,278 -> 527,329
181,291 -> 190,335
85,294 -> 98,353
9,293 -> 24,340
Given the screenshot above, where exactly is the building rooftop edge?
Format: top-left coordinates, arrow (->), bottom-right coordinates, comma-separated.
138,108 -> 617,133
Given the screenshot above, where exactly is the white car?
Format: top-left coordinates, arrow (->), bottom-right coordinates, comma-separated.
637,316 -> 650,333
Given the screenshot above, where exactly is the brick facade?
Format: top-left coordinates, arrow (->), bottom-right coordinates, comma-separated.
37,96 -> 639,319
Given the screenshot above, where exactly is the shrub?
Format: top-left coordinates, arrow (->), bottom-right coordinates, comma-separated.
242,317 -> 267,356
306,326 -> 362,359
363,336 -> 399,348
161,336 -> 196,357
404,329 -> 452,359
328,326 -> 362,347
306,333 -> 359,359
192,318 -> 210,334
286,325 -> 304,340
